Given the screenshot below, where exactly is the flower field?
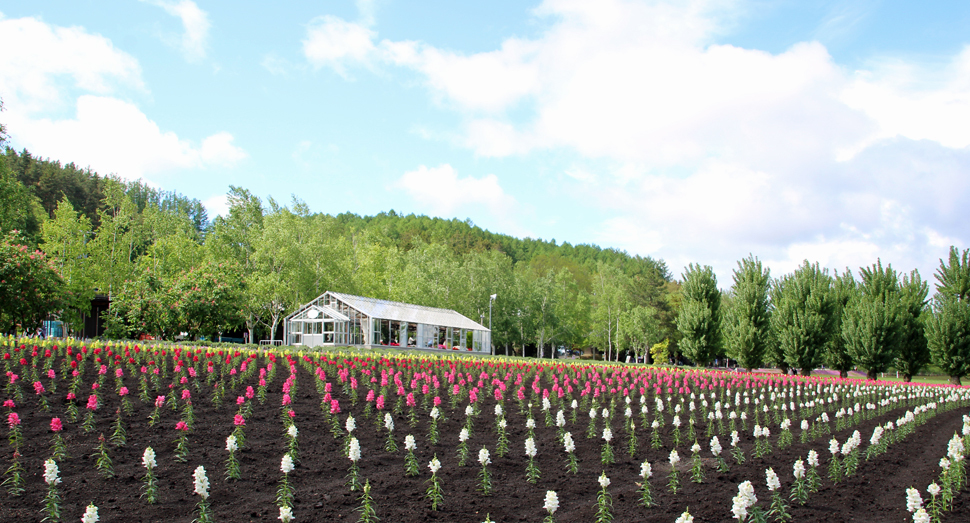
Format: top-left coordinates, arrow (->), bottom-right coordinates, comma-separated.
2,338 -> 969,523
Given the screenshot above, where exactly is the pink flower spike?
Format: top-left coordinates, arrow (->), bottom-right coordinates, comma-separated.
155,396 -> 166,408
2,399 -> 14,408
115,368 -> 123,378
236,396 -> 245,405
181,389 -> 191,401
245,386 -> 254,399
86,395 -> 98,411
47,369 -> 55,379
50,418 -> 63,432
287,410 -> 295,418
119,387 -> 129,397
7,412 -> 20,428
175,421 -> 188,431
234,414 -> 246,426
66,393 -> 76,401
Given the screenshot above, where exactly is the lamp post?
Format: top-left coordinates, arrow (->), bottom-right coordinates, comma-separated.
489,294 -> 497,355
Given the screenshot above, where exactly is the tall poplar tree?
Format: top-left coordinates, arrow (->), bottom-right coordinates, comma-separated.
724,255 -> 771,372
842,260 -> 902,380
894,270 -> 929,382
676,263 -> 721,366
826,270 -> 856,378
771,261 -> 834,376
926,247 -> 970,385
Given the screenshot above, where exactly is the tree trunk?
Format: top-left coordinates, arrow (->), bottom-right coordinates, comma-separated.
839,369 -> 848,379
866,369 -> 878,380
902,373 -> 912,382
800,367 -> 812,376
950,375 -> 962,385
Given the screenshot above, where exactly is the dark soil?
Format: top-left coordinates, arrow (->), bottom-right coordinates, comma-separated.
2,347 -> 968,523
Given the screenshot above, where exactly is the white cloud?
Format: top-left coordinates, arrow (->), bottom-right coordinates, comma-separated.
0,14 -> 143,112
203,194 -> 230,219
394,164 -> 517,218
0,15 -> 245,180
307,0 -> 970,281
9,95 -> 246,179
142,0 -> 211,62
303,16 -> 377,77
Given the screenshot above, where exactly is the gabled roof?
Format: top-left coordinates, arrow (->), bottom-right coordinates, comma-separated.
329,292 -> 488,331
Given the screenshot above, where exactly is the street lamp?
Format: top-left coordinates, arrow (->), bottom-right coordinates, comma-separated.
489,294 -> 497,355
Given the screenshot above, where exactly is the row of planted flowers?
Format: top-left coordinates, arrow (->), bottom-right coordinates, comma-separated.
3,336 -> 970,522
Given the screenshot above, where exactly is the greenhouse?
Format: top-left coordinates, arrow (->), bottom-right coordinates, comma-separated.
284,291 -> 491,352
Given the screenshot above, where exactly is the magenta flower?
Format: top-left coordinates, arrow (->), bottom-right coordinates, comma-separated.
236,396 -> 245,405
175,421 -> 188,431
115,368 -> 123,378
7,412 -> 20,428
65,393 -> 76,401
86,395 -> 98,411
234,414 -> 246,426
119,387 -> 129,397
245,386 -> 254,399
282,394 -> 291,406
181,389 -> 191,401
155,396 -> 165,408
50,418 -> 63,432
2,399 -> 14,408
47,369 -> 55,379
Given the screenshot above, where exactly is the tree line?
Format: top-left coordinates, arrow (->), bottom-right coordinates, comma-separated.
680,253 -> 970,384
1,135 -> 969,384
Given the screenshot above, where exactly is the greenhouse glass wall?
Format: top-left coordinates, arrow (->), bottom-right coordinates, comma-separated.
284,291 -> 491,353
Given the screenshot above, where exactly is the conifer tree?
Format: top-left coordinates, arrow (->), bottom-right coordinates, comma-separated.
724,256 -> 771,372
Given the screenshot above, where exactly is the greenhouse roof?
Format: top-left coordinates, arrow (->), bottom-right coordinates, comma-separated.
329,292 -> 488,331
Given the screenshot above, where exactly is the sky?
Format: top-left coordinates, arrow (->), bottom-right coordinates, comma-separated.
2,0 -> 969,286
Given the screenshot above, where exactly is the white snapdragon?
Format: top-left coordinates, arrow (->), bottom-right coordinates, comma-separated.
526,418 -> 536,430
525,437 -> 538,458
384,413 -> 394,431
669,449 -> 680,467
731,481 -> 757,520
43,458 -> 60,485
430,407 -> 440,420
543,397 -> 552,411
731,431 -> 740,447
691,442 -> 701,454
563,432 -> 576,453
405,434 -> 416,451
193,465 -> 209,499
278,506 -> 294,522
603,428 -> 613,442
808,449 -> 819,467
348,439 -> 361,463
429,456 -> 441,474
905,487 -> 922,513
711,436 -> 722,456
459,428 -> 469,442
675,509 -> 694,523
479,448 -> 491,466
495,404 -> 503,417
598,472 -> 611,488
543,490 -> 559,515
346,415 -> 356,434
282,453 -> 296,473
829,438 -> 840,456
143,446 -> 157,469
765,468 -> 780,491
81,504 -> 99,523
288,425 -> 298,439
913,508 -> 930,523
793,459 -> 805,479
640,460 -> 652,479
557,410 -> 566,427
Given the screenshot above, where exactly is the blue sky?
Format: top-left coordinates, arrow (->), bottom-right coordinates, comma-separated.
2,0 -> 969,285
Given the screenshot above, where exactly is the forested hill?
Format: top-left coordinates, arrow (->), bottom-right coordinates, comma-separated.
335,211 -> 671,281
1,146 -> 679,357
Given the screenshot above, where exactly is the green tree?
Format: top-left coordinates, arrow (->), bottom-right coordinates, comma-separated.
724,255 -> 772,372
42,198 -> 95,335
592,262 -> 629,361
618,305 -> 660,362
0,231 -> 64,335
771,261 -> 835,376
826,270 -> 856,378
676,263 -> 721,366
0,154 -> 45,244
842,260 -> 902,380
894,270 -> 929,382
926,247 -> 970,385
